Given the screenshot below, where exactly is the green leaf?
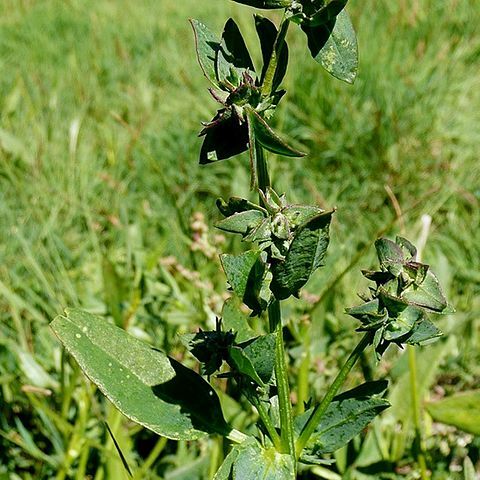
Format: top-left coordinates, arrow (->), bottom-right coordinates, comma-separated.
217,19 -> 254,85
190,19 -> 221,86
247,108 -> 306,157
383,306 -> 422,341
231,0 -> 292,8
233,441 -> 295,479
426,390 -> 480,436
271,210 -> 333,299
296,381 -> 389,457
254,15 -> 289,90
222,298 -> 256,343
229,334 -> 275,386
308,1 -> 348,27
402,269 -> 448,312
220,250 -> 270,314
200,109 -> 249,164
50,309 -> 229,440
303,9 -> 358,84
403,316 -> 442,345
375,237 -> 405,276
216,209 -> 266,236
213,445 -> 241,480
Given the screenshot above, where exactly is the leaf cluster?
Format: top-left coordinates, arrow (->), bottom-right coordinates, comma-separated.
346,237 -> 452,359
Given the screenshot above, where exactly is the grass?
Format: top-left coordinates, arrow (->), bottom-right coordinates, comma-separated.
0,0 -> 479,478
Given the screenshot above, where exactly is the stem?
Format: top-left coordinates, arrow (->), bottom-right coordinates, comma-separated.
296,332 -> 373,457
408,346 -> 429,479
262,18 -> 290,96
269,300 -> 295,460
249,394 -> 282,450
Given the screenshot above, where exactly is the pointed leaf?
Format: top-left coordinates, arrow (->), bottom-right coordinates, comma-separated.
50,309 -> 229,440
296,381 -> 389,457
231,0 -> 292,8
200,109 -> 249,164
247,108 -> 305,157
190,19 -> 221,86
254,15 -> 289,90
404,317 -> 442,345
222,298 -> 256,343
402,269 -> 448,312
221,250 -> 270,314
229,334 -> 275,386
271,211 -> 333,299
217,19 -> 254,85
216,210 -> 266,236
375,237 -> 405,276
303,9 -> 358,84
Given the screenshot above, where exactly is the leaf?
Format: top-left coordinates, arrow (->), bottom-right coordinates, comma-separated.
282,204 -> 324,228
220,250 -> 270,314
222,298 -> 256,343
303,9 -> 358,84
214,445 -> 241,480
383,306 -> 422,341
231,0 -> 292,8
190,19 -> 221,86
308,0 -> 348,27
247,108 -> 305,157
233,441 -> 295,480
216,209 -> 266,236
271,210 -> 333,300
50,309 -> 229,440
200,109 -> 249,164
296,381 -> 389,457
254,15 -> 289,90
217,19 -> 254,85
402,269 -> 448,312
375,238 -> 405,276
426,390 -> 480,436
403,317 -> 442,345
229,334 -> 275,386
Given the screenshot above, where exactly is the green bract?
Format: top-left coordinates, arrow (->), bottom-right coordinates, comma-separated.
346,236 -> 450,359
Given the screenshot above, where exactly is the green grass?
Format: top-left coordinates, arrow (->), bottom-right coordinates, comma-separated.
1,0 -> 479,478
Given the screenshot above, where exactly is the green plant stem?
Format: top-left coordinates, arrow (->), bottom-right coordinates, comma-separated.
249,394 -> 282,450
408,345 -> 429,479
268,300 -> 295,461
296,332 -> 373,457
227,428 -> 248,444
262,17 -> 290,96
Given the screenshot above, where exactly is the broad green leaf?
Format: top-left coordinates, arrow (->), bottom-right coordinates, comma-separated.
229,334 -> 275,386
282,204 -> 324,228
346,298 -> 387,328
190,19 -> 221,86
426,390 -> 480,436
402,269 -> 448,312
200,109 -> 249,164
233,442 -> 295,479
216,209 -> 266,236
222,298 -> 256,343
303,10 -> 358,84
247,108 -> 305,157
271,211 -> 333,299
404,317 -> 442,345
254,15 -> 289,90
308,1 -> 348,27
375,238 -> 404,276
383,306 -> 422,341
231,0 -> 291,8
214,445 -> 241,480
220,250 -> 269,314
217,19 -> 254,85
296,381 -> 389,457
217,196 -> 267,217
51,309 -> 229,440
